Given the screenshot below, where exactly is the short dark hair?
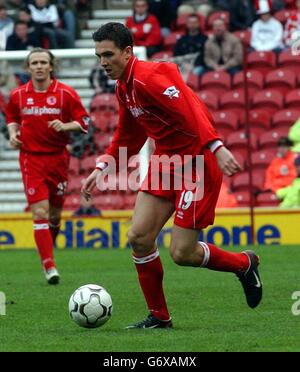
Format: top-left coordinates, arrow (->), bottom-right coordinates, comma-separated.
92,22 -> 133,50
277,136 -> 293,147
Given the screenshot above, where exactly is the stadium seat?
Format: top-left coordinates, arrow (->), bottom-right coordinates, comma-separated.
151,50 -> 173,61
163,31 -> 184,51
94,132 -> 112,152
226,130 -> 257,158
285,0 -> 297,8
233,29 -> 251,47
94,194 -> 114,210
258,128 -> 290,150
219,90 -> 246,119
197,90 -> 219,111
232,70 -> 264,99
241,109 -> 271,136
90,111 -> 111,132
200,71 -> 231,96
80,155 -> 96,174
284,89 -> 300,109
69,156 -> 80,175
272,109 -> 300,130
264,69 -> 297,95
67,176 -> 84,194
251,89 -> 284,115
90,93 -> 119,113
231,171 -> 264,193
123,193 -> 137,209
186,72 -> 200,91
212,111 -> 239,139
232,191 -> 251,207
274,9 -> 293,24
64,194 -> 81,210
247,51 -> 277,74
256,191 -> 280,207
278,50 -> 300,74
251,149 -> 277,170
206,10 -> 230,30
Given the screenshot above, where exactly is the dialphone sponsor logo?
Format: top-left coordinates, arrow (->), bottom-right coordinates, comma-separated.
96,147 -> 205,201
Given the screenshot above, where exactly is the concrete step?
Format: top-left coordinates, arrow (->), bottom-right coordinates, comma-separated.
93,9 -> 131,18
75,39 -> 95,48
0,171 -> 21,180
0,193 -> 25,201
0,160 -> 19,170
82,97 -> 92,108
87,18 -> 125,29
0,182 -> 24,192
76,88 -> 95,98
0,202 -> 26,213
0,150 -> 19,160
57,68 -> 91,78
59,78 -> 90,88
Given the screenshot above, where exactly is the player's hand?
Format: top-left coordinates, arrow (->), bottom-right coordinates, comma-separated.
215,146 -> 242,176
48,119 -> 65,132
81,169 -> 101,201
9,131 -> 22,149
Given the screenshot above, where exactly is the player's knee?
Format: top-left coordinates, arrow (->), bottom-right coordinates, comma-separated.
32,207 -> 49,221
169,244 -> 189,266
127,229 -> 154,254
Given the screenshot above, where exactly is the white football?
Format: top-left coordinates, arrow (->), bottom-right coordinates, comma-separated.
68,284 -> 113,328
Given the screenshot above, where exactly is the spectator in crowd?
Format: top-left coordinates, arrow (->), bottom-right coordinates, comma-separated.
276,156 -> 300,207
6,21 -> 41,50
125,0 -> 163,58
288,115 -> 300,153
89,65 -> 116,95
73,194 -> 101,217
228,0 -> 256,32
264,137 -> 297,193
0,4 -> 14,49
53,0 -> 77,41
173,13 -> 207,76
284,0 -> 300,47
148,0 -> 177,37
204,18 -> 243,75
250,0 -> 284,52
177,0 -> 214,17
28,0 -> 75,49
216,181 -> 238,208
0,60 -> 18,98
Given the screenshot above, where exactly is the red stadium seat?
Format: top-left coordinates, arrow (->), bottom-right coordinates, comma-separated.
232,191 -> 251,207
163,31 -> 184,51
219,90 -> 246,119
197,90 -> 219,111
94,132 -> 112,152
241,109 -> 271,136
67,176 -> 84,194
212,111 -> 239,139
278,50 -> 300,74
80,155 -> 96,173
258,128 -> 290,150
256,191 -> 280,207
123,193 -> 137,209
151,50 -> 173,60
90,111 -> 111,132
233,29 -> 251,47
272,109 -> 300,129
200,71 -> 231,96
90,93 -> 119,113
274,9 -> 293,24
69,156 -> 80,175
206,11 -> 230,30
64,194 -> 81,210
226,130 -> 257,158
232,70 -> 264,99
231,171 -> 264,193
285,89 -> 300,109
252,89 -> 284,115
264,69 -> 297,95
186,72 -> 200,91
251,149 -> 277,170
247,51 -> 277,74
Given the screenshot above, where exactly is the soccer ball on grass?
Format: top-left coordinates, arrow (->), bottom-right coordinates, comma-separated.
69,284 -> 113,328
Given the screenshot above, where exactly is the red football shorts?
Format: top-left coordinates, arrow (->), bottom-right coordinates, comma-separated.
19,150 -> 70,208
140,150 -> 222,230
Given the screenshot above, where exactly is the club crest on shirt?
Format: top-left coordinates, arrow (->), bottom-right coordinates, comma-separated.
163,86 -> 180,99
47,96 -> 57,105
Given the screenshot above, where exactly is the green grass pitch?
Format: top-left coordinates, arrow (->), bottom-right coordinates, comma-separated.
0,245 -> 299,352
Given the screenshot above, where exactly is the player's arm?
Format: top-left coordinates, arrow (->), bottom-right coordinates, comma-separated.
48,120 -> 85,132
6,90 -> 22,149
211,143 -> 242,177
7,122 -> 22,149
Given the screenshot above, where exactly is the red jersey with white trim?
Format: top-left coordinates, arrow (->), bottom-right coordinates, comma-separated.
98,57 -> 220,169
6,79 -> 90,153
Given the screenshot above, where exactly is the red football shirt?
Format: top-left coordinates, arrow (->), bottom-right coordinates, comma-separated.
98,57 -> 220,170
6,79 -> 90,153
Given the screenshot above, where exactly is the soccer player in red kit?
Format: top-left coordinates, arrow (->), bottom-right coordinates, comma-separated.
82,23 -> 263,328
6,48 -> 90,284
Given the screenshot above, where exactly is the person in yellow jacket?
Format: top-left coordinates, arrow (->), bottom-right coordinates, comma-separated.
288,117 -> 300,153
276,156 -> 300,207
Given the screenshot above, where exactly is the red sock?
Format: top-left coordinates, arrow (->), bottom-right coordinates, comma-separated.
49,222 -> 60,245
200,242 -> 249,273
33,219 -> 55,271
133,250 -> 170,321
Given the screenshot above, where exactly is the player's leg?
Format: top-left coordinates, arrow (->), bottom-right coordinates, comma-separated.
30,199 -> 59,284
126,191 -> 175,329
49,204 -> 63,245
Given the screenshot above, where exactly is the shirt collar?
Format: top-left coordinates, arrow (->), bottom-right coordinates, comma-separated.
25,79 -> 58,93
123,56 -> 138,84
